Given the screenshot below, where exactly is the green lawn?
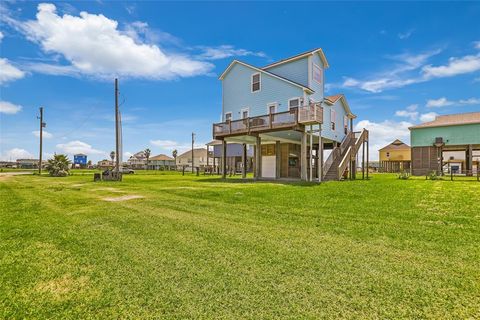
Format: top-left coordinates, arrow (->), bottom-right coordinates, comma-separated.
1,172 -> 479,319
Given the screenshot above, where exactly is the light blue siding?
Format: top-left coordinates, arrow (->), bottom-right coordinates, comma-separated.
264,57 -> 309,87
222,63 -> 304,121
321,100 -> 348,143
309,53 -> 325,101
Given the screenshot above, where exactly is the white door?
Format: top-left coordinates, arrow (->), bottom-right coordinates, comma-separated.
262,156 -> 276,178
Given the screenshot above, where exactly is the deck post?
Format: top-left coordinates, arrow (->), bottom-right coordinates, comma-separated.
362,140 -> 365,179
366,139 -> 369,179
255,135 -> 262,180
309,125 -> 313,182
301,130 -> 307,181
221,140 -> 227,179
242,143 -> 247,179
466,144 -> 473,176
318,133 -> 323,183
275,140 -> 281,179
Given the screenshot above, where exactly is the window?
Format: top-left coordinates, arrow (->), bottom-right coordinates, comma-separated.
331,109 -> 336,131
261,144 -> 276,156
251,73 -> 261,92
225,112 -> 232,122
241,108 -> 249,119
288,98 -> 300,110
344,116 -> 348,134
386,152 -> 390,158
313,63 -> 322,84
268,103 -> 277,114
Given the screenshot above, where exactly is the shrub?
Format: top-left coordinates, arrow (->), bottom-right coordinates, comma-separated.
427,171 -> 442,180
398,171 -> 410,180
45,154 -> 71,177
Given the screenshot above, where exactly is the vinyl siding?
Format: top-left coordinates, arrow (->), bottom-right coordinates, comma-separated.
410,123 -> 480,147
222,63 -> 304,120
309,53 -> 325,101
320,100 -> 348,143
264,57 -> 309,87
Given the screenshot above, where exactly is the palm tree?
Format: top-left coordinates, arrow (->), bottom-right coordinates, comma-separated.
45,154 -> 70,177
110,151 -> 115,169
172,149 -> 178,170
144,148 -> 151,170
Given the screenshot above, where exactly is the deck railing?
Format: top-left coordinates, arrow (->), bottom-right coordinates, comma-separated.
213,104 -> 323,138
337,129 -> 368,180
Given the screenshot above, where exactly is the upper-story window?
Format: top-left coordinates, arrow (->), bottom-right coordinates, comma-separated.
313,63 -> 322,84
241,108 -> 249,119
225,112 -> 232,122
344,115 -> 348,134
288,98 -> 300,110
268,103 -> 277,114
331,109 -> 336,131
251,73 -> 261,92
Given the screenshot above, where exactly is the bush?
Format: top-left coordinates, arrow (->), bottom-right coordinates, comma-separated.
398,171 -> 410,180
45,154 -> 70,177
427,171 -> 442,180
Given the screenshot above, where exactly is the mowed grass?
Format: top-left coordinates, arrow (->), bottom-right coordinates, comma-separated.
1,172 -> 479,319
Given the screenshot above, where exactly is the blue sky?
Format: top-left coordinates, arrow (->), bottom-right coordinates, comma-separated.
1,1 -> 479,162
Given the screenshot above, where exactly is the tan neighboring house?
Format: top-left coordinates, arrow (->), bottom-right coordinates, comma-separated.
127,151 -> 147,169
97,159 -> 114,169
148,154 -> 176,170
176,148 -> 209,170
378,139 -> 411,173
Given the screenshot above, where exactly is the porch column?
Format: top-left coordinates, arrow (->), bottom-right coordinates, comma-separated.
350,118 -> 353,132
366,140 -> 369,179
255,135 -> 262,180
221,140 -> 227,179
301,131 -> 307,181
242,143 -> 247,179
318,135 -> 323,182
206,145 -> 209,167
309,125 -> 313,182
467,144 -> 473,176
275,141 -> 281,179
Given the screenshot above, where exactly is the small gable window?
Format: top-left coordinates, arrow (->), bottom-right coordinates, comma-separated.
251,73 -> 261,92
313,64 -> 322,84
331,109 -> 336,131
289,98 -> 300,110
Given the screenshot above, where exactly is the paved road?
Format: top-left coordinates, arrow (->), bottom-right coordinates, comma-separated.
0,171 -> 34,176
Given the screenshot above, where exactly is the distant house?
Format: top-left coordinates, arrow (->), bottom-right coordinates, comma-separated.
378,139 -> 411,173
0,161 -> 16,168
16,159 -> 44,169
97,159 -> 113,169
127,151 -> 147,169
73,153 -> 88,168
409,112 -> 480,175
206,140 -> 253,173
176,148 -> 209,170
148,154 -> 176,170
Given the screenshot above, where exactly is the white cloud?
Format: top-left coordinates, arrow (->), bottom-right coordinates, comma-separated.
124,151 -> 133,158
0,58 -> 25,84
395,104 -> 419,120
419,112 -> 438,122
0,31 -> 3,42
196,45 -> 267,60
150,139 -> 204,153
0,101 -> 22,114
354,119 -> 412,161
0,148 -> 34,161
426,97 -> 480,108
474,41 -> 480,50
56,140 -> 104,155
14,3 -> 213,80
423,54 -> 480,78
398,29 -> 414,40
32,130 -> 53,138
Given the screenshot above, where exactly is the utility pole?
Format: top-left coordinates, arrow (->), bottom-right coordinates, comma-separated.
115,78 -> 120,173
37,107 -> 45,174
191,132 -> 195,173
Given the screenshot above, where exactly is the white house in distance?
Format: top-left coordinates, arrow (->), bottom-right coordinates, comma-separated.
212,48 -> 369,181
176,148 -> 209,170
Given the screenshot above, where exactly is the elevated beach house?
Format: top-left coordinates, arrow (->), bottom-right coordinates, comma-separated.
212,48 -> 369,181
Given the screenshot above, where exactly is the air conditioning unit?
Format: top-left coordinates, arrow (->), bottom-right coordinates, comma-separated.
434,137 -> 444,147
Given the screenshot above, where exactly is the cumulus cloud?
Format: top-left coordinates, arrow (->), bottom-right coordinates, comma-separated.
32,130 -> 53,138
395,104 -> 418,120
419,112 -> 438,122
354,119 -> 412,161
0,148 -> 34,161
15,3 -> 213,80
0,101 -> 22,114
422,54 -> 480,78
426,97 -> 480,108
56,140 -> 104,155
0,31 -> 3,42
0,58 -> 25,84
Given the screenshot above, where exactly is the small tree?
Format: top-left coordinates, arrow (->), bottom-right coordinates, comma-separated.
144,148 -> 151,170
172,149 -> 178,170
110,151 -> 115,169
45,154 -> 70,177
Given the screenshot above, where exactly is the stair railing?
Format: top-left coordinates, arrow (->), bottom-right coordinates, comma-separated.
337,128 -> 369,180
323,146 -> 340,177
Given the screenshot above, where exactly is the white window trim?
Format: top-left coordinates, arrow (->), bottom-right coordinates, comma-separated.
240,107 -> 249,119
251,73 -> 261,93
267,102 -> 278,114
313,63 -> 322,84
225,112 -> 232,122
288,97 -> 301,110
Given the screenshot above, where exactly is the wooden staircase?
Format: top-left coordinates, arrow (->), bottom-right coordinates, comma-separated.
323,129 -> 369,181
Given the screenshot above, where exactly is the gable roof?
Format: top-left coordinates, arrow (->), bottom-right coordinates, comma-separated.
219,60 -> 314,94
178,148 -> 208,158
379,139 -> 411,151
409,112 -> 480,129
262,48 -> 329,69
324,94 -> 356,119
150,154 -> 174,161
